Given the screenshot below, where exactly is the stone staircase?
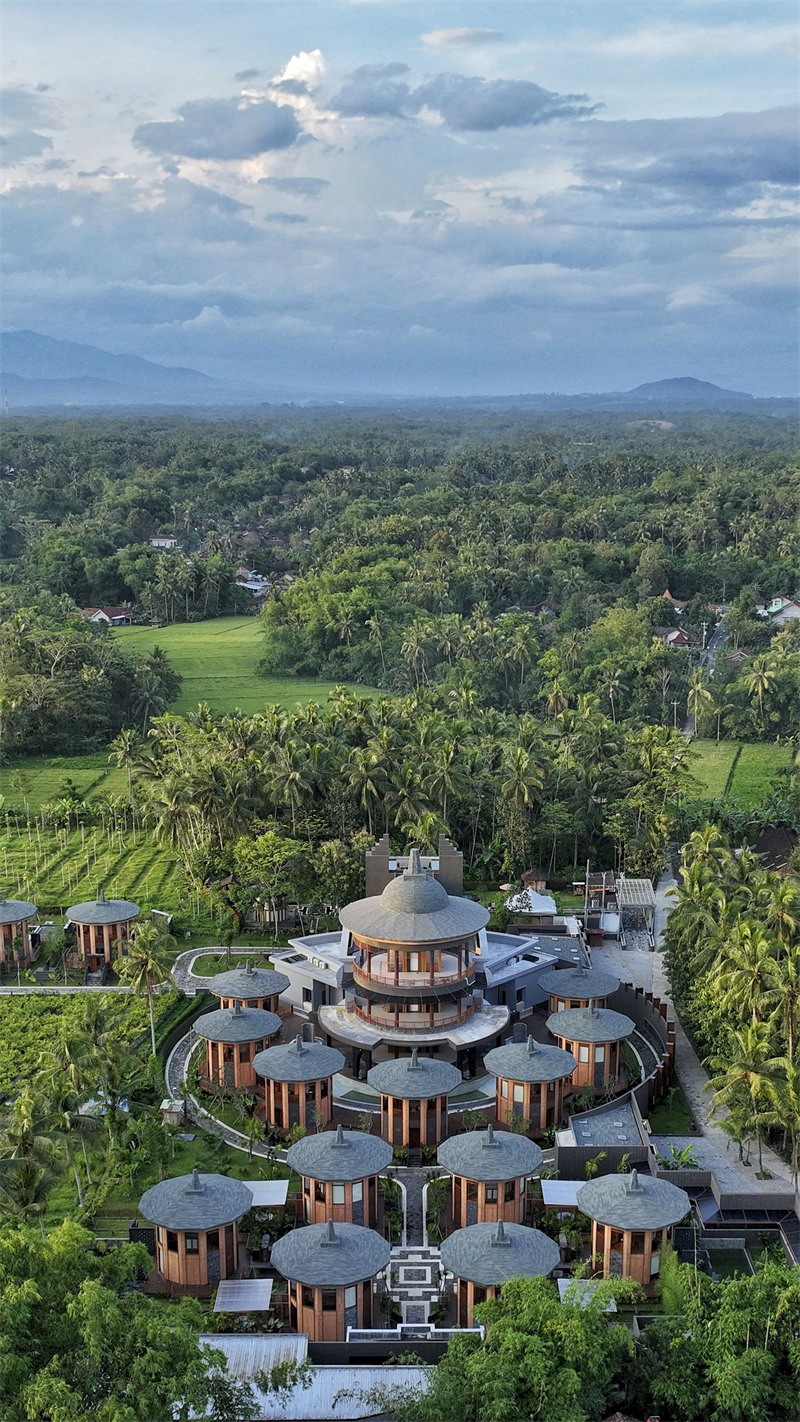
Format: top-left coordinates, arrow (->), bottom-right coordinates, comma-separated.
389,1245 -> 441,1325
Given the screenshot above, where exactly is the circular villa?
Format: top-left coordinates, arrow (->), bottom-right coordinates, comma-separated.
440,1218 -> 560,1326
538,963 -> 620,1013
437,1124 -> 543,1227
271,1218 -> 391,1341
483,1035 -> 577,1134
546,1001 -> 634,1091
367,1049 -> 461,1148
0,895 -> 37,970
287,1124 -> 392,1226
320,847 -> 508,1054
66,889 -> 139,969
206,961 -> 290,1013
577,1168 -> 690,1284
139,1168 -> 252,1292
253,1033 -> 345,1131
193,1000 -> 281,1092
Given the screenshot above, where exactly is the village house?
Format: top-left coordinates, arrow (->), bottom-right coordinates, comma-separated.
81,606 -> 133,625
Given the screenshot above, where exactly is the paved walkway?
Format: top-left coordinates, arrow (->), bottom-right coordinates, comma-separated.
593,868 -> 793,1190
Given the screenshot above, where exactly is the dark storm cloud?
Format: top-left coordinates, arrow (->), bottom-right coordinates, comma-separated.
329,66 -> 596,131
134,95 -> 299,159
415,73 -> 598,130
330,63 -> 414,119
260,176 -> 329,198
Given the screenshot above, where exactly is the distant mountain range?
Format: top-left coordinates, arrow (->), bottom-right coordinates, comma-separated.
0,330 -> 790,410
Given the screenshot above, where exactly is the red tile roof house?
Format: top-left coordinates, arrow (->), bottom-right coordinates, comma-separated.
81,607 -> 133,625
654,626 -> 697,648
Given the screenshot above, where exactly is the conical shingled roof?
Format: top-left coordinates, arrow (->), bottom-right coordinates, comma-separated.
440,1218 -> 559,1287
139,1169 -> 252,1231
66,889 -> 139,925
367,1048 -> 461,1099
538,963 -> 620,1000
340,846 -> 488,944
437,1125 -> 544,1183
0,896 -> 37,925
271,1218 -> 390,1287
206,961 -> 290,1002
577,1169 -> 690,1231
193,1001 -> 281,1044
484,1034 -> 577,1084
547,1001 -> 634,1044
253,1033 -> 345,1083
286,1124 -> 393,1182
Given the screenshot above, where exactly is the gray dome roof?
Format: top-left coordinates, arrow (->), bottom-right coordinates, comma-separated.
286,1124 -> 393,1182
0,897 -> 36,925
367,1049 -> 461,1100
577,1169 -> 690,1231
271,1218 -> 390,1287
139,1169 -> 252,1231
253,1034 -> 345,1084
538,964 -> 620,1000
547,1002 -> 634,1044
193,1002 -> 281,1044
206,962 -> 290,1001
340,847 -> 488,944
440,1218 -> 560,1287
484,1035 -> 577,1084
438,1125 -> 543,1183
66,889 -> 139,926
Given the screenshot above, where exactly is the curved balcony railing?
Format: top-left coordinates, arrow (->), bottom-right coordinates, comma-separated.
353,1001 -> 476,1031
353,960 -> 475,991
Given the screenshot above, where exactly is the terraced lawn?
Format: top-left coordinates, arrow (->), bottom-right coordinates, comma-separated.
688,740 -> 793,803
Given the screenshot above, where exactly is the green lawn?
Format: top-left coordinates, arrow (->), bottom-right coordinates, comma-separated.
727,743 -> 794,807
0,753 -> 128,810
115,616 -> 377,716
688,740 -> 792,804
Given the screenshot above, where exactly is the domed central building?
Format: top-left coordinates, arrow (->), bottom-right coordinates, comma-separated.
316,847 -> 510,1072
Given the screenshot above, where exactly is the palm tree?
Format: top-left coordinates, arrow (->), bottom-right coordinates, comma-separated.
115,921 -> 175,1056
765,1056 -> 800,1186
109,728 -> 147,802
708,1021 -> 777,1175
745,655 -> 777,729
599,668 -> 627,725
686,669 -> 713,734
347,746 -> 383,836
0,1156 -> 55,1233
710,923 -> 779,1025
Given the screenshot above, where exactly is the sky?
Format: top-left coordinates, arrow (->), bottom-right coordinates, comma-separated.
1,1 -> 797,396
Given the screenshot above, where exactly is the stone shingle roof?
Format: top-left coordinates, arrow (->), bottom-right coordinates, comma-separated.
193,1002 -> 281,1044
537,964 -> 620,1000
0,897 -> 37,925
253,1034 -> 345,1084
547,1002 -> 634,1044
440,1219 -> 560,1287
139,1169 -> 252,1231
271,1219 -> 390,1287
483,1035 -> 577,1084
66,888 -> 139,926
286,1124 -> 393,1182
367,1048 -> 461,1099
437,1125 -> 543,1183
577,1169 -> 690,1231
340,846 -> 488,944
206,963 -> 290,1001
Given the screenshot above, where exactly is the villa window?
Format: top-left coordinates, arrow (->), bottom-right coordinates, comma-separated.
473,1286 -> 487,1305
352,1181 -> 363,1202
315,1180 -> 327,1202
631,1232 -> 646,1253
467,1182 -> 478,1201
595,1045 -> 605,1063
301,1286 -> 314,1309
206,1231 -> 219,1251
513,1084 -> 524,1104
344,1286 -> 357,1309
504,1180 -> 516,1202
239,1045 -> 249,1062
501,1080 -> 509,1098
321,1289 -> 337,1311
557,999 -> 566,1011
485,1185 -> 498,1203
332,1184 -> 346,1205
185,1235 -> 199,1254
578,1045 -> 590,1063
166,1231 -> 178,1252
303,1178 -> 311,1194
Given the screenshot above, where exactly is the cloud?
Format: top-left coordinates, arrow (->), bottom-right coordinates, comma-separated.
133,96 -> 299,159
1,86 -> 58,125
265,211 -> 308,224
260,176 -> 329,198
272,50 -> 326,90
415,73 -> 598,131
329,65 -> 596,130
235,68 -> 261,81
596,21 -> 798,60
421,29 -> 504,50
1,129 -> 53,164
330,62 -> 413,119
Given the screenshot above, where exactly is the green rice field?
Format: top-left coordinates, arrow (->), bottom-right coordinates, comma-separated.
688,740 -> 793,806
115,616 -> 377,716
0,753 -> 128,811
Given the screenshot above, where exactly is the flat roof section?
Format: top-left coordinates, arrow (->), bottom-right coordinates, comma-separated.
571,1099 -> 645,1149
213,1278 -> 274,1312
242,1179 -> 289,1207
